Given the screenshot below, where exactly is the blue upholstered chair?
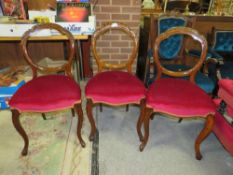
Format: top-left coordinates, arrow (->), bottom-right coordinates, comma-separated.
145,13 -> 215,94
212,29 -> 233,79
189,28 -> 233,95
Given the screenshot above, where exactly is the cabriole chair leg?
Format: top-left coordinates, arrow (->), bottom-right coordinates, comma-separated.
137,98 -> 146,142
86,99 -> 97,141
74,104 -> 86,147
195,114 -> 215,160
139,108 -> 153,152
11,109 -> 29,156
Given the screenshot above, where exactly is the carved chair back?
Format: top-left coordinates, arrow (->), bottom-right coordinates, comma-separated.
153,27 -> 208,83
20,23 -> 75,79
91,22 -> 138,73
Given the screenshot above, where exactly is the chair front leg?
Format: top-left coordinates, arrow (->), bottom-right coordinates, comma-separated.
86,98 -> 97,141
74,103 -> 86,147
137,98 -> 146,142
139,107 -> 153,152
195,114 -> 215,160
11,109 -> 29,156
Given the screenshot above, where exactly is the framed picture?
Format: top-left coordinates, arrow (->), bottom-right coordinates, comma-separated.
56,2 -> 91,22
0,0 -> 26,19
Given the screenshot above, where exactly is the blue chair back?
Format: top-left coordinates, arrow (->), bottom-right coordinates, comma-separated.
213,31 -> 233,53
158,16 -> 187,60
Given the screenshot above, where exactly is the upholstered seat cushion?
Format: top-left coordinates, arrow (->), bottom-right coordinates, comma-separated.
9,75 -> 81,112
147,78 -> 216,117
218,79 -> 233,109
147,64 -> 215,94
85,71 -> 146,105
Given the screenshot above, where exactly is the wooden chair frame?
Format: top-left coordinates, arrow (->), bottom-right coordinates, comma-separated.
86,22 -> 145,141
11,23 -> 85,156
138,27 -> 215,160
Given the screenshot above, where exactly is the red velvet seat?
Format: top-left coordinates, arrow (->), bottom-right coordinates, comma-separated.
212,80 -> 233,156
86,71 -> 145,105
85,22 -> 146,142
214,112 -> 233,155
147,78 -> 215,117
218,79 -> 233,109
138,27 -> 216,160
8,23 -> 85,156
9,75 -> 81,112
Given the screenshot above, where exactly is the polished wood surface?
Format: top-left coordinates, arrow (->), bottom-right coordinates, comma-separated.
0,35 -> 88,41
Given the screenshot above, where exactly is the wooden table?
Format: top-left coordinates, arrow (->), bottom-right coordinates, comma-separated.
0,34 -> 91,81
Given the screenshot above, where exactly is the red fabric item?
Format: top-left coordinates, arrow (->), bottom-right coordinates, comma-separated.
213,98 -> 221,107
218,79 -> 233,109
85,71 -> 146,105
213,98 -> 233,118
214,112 -> 233,156
9,75 -> 81,112
227,106 -> 233,118
146,78 -> 216,117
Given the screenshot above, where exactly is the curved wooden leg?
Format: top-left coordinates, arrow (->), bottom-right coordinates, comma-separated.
139,108 -> 153,152
137,99 -> 146,142
86,99 -> 97,141
11,109 -> 29,156
74,104 -> 86,147
195,114 -> 215,160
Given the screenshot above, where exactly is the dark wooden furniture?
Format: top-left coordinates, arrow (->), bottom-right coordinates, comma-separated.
138,27 -> 216,160
9,23 -> 85,156
0,32 -> 91,80
137,14 -> 233,82
85,22 -> 146,142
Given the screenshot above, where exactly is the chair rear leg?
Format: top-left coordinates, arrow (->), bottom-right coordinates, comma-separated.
74,103 -> 86,147
42,113 -> 47,120
139,108 -> 153,152
86,99 -> 97,141
126,104 -> 129,112
11,109 -> 29,156
137,99 -> 146,142
100,103 -> 103,112
178,118 -> 183,123
195,114 -> 214,160
71,108 -> 75,117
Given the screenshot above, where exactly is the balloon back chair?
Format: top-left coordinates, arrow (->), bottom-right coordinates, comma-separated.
146,13 -> 215,94
139,27 -> 216,160
9,23 -> 85,156
85,22 -> 146,142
